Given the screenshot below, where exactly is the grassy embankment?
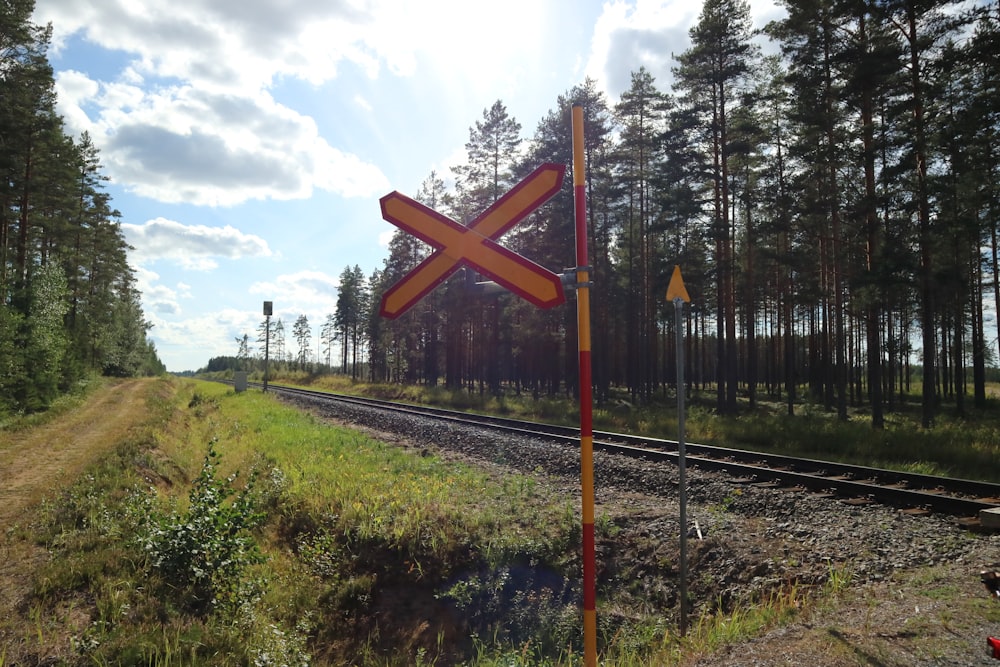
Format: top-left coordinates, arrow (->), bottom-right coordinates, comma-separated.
5,376 -> 814,666
5,373 -> 996,665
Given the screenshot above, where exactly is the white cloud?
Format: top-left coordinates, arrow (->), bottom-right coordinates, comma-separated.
147,307 -> 264,369
585,0 -> 697,98
52,70 -> 99,132
37,0 -> 394,207
38,0 -> 372,90
585,0 -> 784,99
147,270 -> 343,371
751,0 -> 786,28
37,0 -> 553,90
133,266 -> 183,315
33,0 -> 594,211
54,70 -> 389,206
249,270 -> 340,315
133,265 -> 160,298
123,217 -> 273,269
144,285 -> 183,315
354,94 -> 373,113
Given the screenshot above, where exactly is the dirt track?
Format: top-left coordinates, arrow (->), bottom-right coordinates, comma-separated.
0,378 -> 161,661
0,378 -> 153,527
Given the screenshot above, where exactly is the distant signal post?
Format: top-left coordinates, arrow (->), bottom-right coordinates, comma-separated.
263,300 -> 272,393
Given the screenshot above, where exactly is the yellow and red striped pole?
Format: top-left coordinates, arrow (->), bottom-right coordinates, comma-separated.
572,103 -> 597,667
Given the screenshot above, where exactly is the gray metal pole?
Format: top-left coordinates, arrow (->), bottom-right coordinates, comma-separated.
264,314 -> 270,393
674,296 -> 688,636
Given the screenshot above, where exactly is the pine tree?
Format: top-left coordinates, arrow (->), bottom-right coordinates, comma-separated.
453,100 -> 523,214
751,55 -> 799,414
320,313 -> 337,369
335,266 -> 366,379
235,334 -> 251,369
0,2 -> 162,410
516,80 -> 615,399
272,319 -> 286,364
450,101 -> 524,393
613,67 -> 669,401
292,314 -> 311,370
966,7 -> 1000,403
882,0 -> 971,426
675,0 -> 759,413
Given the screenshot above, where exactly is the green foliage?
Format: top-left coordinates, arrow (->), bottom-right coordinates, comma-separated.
21,263 -> 69,410
202,355 -> 244,373
440,565 -> 580,655
141,440 -> 266,616
0,264 -> 71,412
29,446 -> 307,666
0,6 -> 163,418
0,305 -> 25,414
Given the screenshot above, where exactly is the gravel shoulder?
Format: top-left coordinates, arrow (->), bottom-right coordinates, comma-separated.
283,392 -> 1000,666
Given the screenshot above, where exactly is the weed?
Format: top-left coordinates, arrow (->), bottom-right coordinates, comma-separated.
708,488 -> 743,517
640,586 -> 805,664
823,563 -> 853,596
596,512 -> 621,538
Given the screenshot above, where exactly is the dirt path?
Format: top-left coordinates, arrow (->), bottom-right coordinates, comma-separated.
0,378 -> 166,661
0,378 -> 155,528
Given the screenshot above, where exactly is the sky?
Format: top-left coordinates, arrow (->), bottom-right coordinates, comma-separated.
33,0 -> 786,372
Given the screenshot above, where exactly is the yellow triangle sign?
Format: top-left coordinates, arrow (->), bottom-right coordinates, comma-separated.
666,265 -> 690,303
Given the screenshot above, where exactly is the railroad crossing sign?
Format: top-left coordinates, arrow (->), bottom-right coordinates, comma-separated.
379,163 -> 567,319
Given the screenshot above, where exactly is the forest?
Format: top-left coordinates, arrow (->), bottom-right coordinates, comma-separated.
283,0 -> 1000,430
1,0 -> 164,414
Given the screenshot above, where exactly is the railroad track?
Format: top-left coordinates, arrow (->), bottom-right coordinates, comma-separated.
252,382 -> 1000,523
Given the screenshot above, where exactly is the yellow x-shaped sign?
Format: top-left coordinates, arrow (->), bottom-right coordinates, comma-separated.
378,163 -> 566,319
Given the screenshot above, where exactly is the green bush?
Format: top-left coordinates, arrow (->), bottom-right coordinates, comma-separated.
140,439 -> 265,616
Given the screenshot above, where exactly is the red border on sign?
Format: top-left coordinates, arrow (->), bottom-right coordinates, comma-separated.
378,163 -> 566,319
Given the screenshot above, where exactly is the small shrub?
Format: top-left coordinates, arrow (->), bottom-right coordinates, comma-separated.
141,439 -> 266,616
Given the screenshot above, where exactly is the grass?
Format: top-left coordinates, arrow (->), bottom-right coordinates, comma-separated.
3,379 -> 589,664
7,373 -> 996,665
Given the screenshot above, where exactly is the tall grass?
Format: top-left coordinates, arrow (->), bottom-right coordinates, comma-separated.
711,408 -> 1000,482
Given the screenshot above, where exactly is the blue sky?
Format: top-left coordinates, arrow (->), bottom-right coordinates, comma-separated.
33,0 -> 785,372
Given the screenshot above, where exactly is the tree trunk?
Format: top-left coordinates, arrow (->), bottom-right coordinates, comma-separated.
858,7 -> 884,428
904,2 -> 936,428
